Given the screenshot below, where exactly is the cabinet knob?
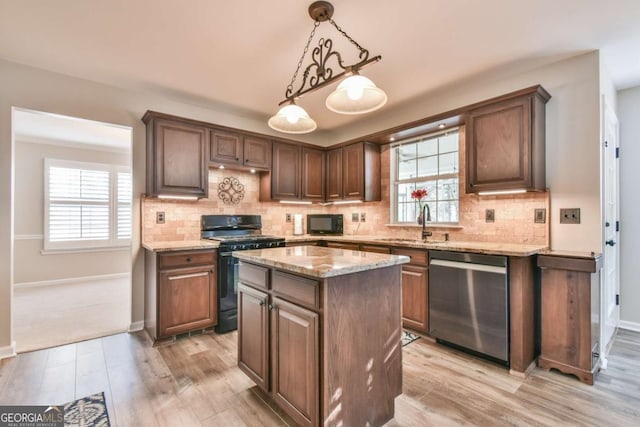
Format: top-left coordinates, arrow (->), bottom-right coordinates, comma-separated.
236,158 -> 239,161
259,301 -> 265,306
268,303 -> 277,311
186,257 -> 192,262
605,240 -> 616,246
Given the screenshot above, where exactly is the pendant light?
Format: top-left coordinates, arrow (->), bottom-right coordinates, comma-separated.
268,1 -> 386,134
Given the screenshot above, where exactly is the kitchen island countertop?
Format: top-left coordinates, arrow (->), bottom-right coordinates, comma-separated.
232,245 -> 409,278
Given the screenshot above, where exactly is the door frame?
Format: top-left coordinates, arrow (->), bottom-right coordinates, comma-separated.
600,96 -> 620,368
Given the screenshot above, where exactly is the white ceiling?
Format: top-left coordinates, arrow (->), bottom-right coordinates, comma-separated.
1,0 -> 639,133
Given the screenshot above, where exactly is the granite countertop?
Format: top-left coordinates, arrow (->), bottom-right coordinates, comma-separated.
142,240 -> 220,252
538,249 -> 602,259
232,246 -> 410,278
285,235 -> 548,257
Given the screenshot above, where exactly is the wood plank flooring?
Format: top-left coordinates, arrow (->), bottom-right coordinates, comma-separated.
0,329 -> 638,426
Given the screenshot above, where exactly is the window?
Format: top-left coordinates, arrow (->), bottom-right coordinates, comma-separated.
391,129 -> 459,224
45,159 -> 132,250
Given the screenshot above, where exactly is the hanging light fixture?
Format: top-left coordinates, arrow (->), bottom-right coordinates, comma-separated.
268,1 -> 387,134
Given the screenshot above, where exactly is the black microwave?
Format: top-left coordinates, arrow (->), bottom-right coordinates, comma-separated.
307,214 -> 343,235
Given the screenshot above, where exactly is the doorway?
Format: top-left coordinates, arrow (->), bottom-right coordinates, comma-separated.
602,97 -> 620,365
11,108 -> 133,352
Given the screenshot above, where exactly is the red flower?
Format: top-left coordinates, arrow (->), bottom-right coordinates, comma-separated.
411,188 -> 428,200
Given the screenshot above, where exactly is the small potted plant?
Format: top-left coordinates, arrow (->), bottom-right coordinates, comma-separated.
411,188 -> 428,225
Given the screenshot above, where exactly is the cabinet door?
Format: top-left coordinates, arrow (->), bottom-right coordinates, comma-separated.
243,136 -> 272,169
237,284 -> 270,391
153,119 -> 208,198
210,130 -> 243,166
272,142 -> 301,200
325,147 -> 343,200
342,142 -> 364,199
400,264 -> 429,334
466,96 -> 532,193
301,147 -> 326,201
158,266 -> 216,337
271,297 -> 319,427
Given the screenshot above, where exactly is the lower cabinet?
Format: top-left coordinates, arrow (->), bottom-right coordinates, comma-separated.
238,271 -> 319,427
144,249 -> 217,341
392,248 -> 429,334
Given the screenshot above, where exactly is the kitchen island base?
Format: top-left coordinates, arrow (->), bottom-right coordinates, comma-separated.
235,246 -> 408,427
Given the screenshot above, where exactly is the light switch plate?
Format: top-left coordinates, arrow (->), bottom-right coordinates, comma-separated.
560,208 -> 580,224
534,208 -> 546,224
485,209 -> 495,222
352,213 -> 359,222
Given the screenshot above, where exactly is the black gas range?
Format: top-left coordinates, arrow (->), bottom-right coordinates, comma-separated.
201,215 -> 285,333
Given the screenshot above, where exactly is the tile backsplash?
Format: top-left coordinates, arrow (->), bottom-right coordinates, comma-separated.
142,139 -> 549,246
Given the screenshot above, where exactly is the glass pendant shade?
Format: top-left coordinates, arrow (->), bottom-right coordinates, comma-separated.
268,103 -> 317,134
325,74 -> 387,114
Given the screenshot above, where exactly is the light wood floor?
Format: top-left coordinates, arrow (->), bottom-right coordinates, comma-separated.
0,329 -> 639,426
13,276 -> 131,352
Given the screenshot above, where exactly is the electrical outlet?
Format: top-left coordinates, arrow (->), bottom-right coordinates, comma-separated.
534,208 -> 546,224
360,212 -> 366,222
560,208 -> 580,224
156,211 -> 165,224
352,212 -> 359,222
485,209 -> 495,222
286,213 -> 292,222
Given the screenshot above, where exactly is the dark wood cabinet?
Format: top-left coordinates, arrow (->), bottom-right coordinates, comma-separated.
301,147 -> 326,201
537,254 -> 602,384
210,131 -> 272,171
143,112 -> 209,199
465,85 -> 550,194
271,297 -> 319,427
144,249 -> 217,341
238,284 -> 270,391
325,147 -> 343,201
210,130 -> 243,166
393,248 -> 429,334
342,142 -> 381,201
270,142 -> 301,200
325,241 -> 360,251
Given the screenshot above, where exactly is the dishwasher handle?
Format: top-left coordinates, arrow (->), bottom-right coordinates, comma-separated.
429,259 -> 507,275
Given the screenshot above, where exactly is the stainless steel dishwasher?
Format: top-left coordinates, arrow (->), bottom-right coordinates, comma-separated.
429,251 -> 509,364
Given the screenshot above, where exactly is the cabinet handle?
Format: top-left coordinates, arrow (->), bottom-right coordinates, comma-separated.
402,270 -> 423,277
168,271 -> 209,281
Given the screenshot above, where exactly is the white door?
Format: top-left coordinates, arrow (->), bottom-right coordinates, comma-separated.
602,97 -> 620,362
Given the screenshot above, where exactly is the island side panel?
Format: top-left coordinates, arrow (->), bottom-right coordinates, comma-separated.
322,265 -> 403,426
509,256 -> 536,374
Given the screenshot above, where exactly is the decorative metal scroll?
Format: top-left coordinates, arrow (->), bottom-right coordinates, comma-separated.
217,177 -> 245,206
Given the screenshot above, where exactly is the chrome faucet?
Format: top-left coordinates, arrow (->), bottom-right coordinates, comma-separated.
421,204 -> 432,241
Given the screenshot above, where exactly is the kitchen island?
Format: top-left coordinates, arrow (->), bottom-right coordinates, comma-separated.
233,245 -> 410,427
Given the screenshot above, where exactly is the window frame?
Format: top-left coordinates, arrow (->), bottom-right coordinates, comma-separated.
44,158 -> 132,251
390,128 -> 460,225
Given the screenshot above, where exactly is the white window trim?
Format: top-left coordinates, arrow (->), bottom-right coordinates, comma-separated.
390,128 -> 460,225
44,158 -> 131,251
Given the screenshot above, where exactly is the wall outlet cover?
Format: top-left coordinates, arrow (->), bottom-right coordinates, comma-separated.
534,208 -> 546,224
352,213 -> 359,222
485,209 -> 495,222
560,208 -> 580,224
285,213 -> 292,222
156,211 -> 165,224
360,212 -> 366,222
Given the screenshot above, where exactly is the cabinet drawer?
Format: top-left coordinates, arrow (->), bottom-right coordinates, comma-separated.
159,250 -> 215,270
360,245 -> 391,254
272,270 -> 320,309
239,262 -> 270,290
326,241 -> 360,250
392,248 -> 428,265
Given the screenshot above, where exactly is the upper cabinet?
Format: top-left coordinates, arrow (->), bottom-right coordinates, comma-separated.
325,147 -> 343,201
341,142 -> 381,201
143,112 -> 209,199
270,142 -> 302,200
210,130 -> 272,171
301,147 -> 326,201
465,85 -> 551,194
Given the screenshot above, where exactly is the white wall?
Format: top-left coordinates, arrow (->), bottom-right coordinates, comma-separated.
334,52 -> 603,253
13,140 -> 130,283
618,85 -> 640,326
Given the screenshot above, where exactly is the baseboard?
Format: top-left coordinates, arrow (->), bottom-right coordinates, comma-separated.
0,341 -> 16,360
14,272 -> 130,289
129,321 -> 144,332
619,320 -> 640,332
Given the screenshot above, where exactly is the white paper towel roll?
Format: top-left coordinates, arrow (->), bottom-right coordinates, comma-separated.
293,214 -> 303,235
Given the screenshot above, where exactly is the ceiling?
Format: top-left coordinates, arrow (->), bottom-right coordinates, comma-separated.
1,0 -> 639,134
